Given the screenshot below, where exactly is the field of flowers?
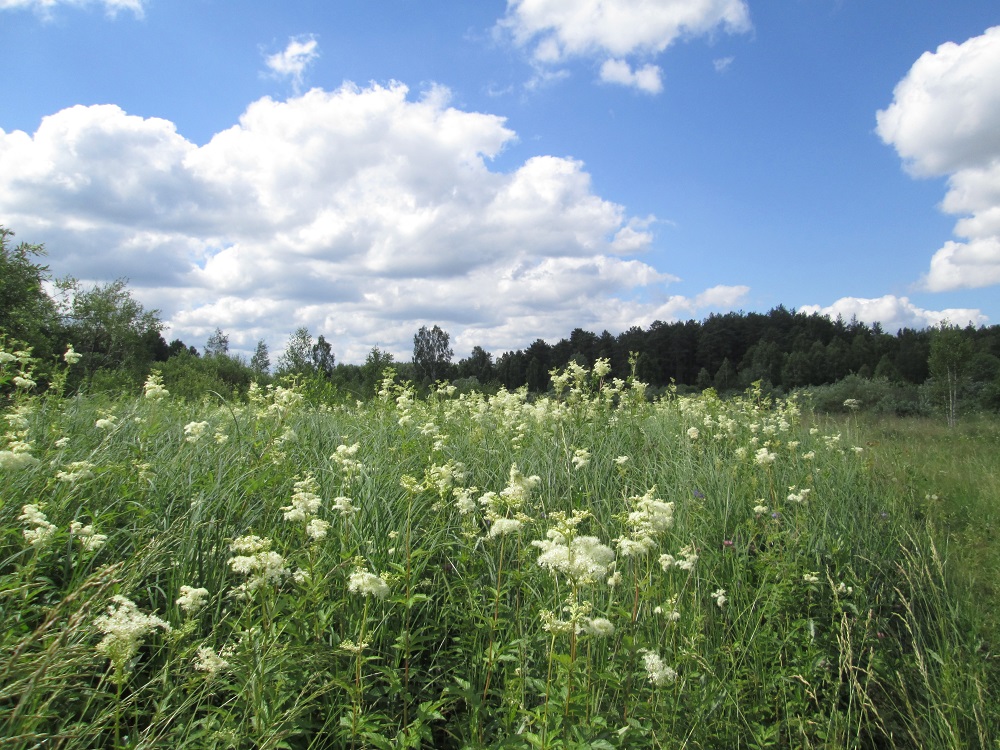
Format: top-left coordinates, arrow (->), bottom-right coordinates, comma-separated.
1,351 -> 995,748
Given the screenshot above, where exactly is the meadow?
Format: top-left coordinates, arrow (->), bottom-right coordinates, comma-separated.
1,352 -> 996,749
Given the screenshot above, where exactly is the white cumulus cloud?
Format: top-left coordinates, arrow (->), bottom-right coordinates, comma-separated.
799,295 -> 986,334
265,35 -> 320,91
0,0 -> 143,17
599,59 -> 663,94
500,0 -> 750,92
0,82 -> 736,362
877,26 -> 1000,291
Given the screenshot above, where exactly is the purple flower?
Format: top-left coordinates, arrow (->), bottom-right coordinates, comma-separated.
692,488 -> 705,499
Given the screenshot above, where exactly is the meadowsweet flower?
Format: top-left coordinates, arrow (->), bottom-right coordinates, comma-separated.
184,421 -> 210,443
837,582 -> 854,595
70,521 -> 108,552
802,450 -> 816,461
0,351 -> 15,363
787,487 -> 811,504
640,650 -> 677,686
306,518 -> 331,541
687,427 -> 700,440
660,544 -> 699,571
142,370 -> 168,399
571,448 -> 591,470
13,374 -> 36,389
533,526 -> 615,586
95,595 -> 171,670
803,572 -> 820,584
613,455 -> 630,465
488,517 -> 523,538
843,398 -> 861,411
753,504 -> 769,514
194,645 -> 229,676
56,460 -> 95,483
754,447 -> 776,466
176,585 -> 210,614
63,345 -> 82,364
214,431 -> 229,445
282,473 -> 322,522
617,489 -> 675,557
228,536 -> 289,593
20,504 -> 57,547
347,568 -> 389,599
582,617 -> 615,638
332,496 -> 357,517
339,638 -> 369,654
0,442 -> 37,470
95,416 -> 117,430
711,588 -> 727,608
54,436 -> 70,448
454,487 -> 478,515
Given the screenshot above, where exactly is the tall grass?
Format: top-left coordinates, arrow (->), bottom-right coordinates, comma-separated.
0,365 -> 996,748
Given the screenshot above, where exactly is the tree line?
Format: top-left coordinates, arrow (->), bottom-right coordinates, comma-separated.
3,226 -> 999,414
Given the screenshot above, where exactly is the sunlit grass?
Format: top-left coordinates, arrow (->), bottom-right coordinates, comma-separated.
0,366 -> 996,748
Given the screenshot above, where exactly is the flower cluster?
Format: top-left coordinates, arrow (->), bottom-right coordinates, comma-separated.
282,473 -> 322,522
176,585 -> 210,615
659,544 -> 699,572
70,521 -> 108,552
143,370 -> 169,400
56,460 -> 95,483
20,504 -> 57,547
184,421 -> 210,443
532,511 -> 615,586
228,535 -> 289,594
94,595 -> 172,670
347,567 -> 390,599
640,650 -> 677,686
616,488 -> 675,557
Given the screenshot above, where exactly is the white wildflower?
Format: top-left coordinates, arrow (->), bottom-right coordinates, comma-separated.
184,421 -> 210,443
711,588 -> 727,608
176,585 -> 210,615
347,568 -> 390,599
488,517 -> 523,538
143,370 -> 169,400
70,521 -> 108,552
63,345 -> 82,364
306,518 -> 331,541
754,447 -> 776,466
282,473 -> 322,522
55,460 -> 95,483
687,427 -> 699,440
228,536 -> 288,593
95,417 -> 117,430
571,448 -> 591,470
332,496 -> 357,517
582,617 -> 615,638
640,650 -> 677,686
95,595 -> 171,669
194,645 -> 229,676
20,504 -> 57,547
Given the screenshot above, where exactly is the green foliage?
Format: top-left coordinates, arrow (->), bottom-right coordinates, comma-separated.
928,323 -> 976,427
55,277 -> 164,388
0,227 -> 61,368
412,325 -> 453,384
276,326 -> 314,377
0,365 -> 996,748
157,349 -> 260,401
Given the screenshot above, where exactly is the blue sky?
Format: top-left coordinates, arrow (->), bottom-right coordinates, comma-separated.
2,0 -> 998,362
